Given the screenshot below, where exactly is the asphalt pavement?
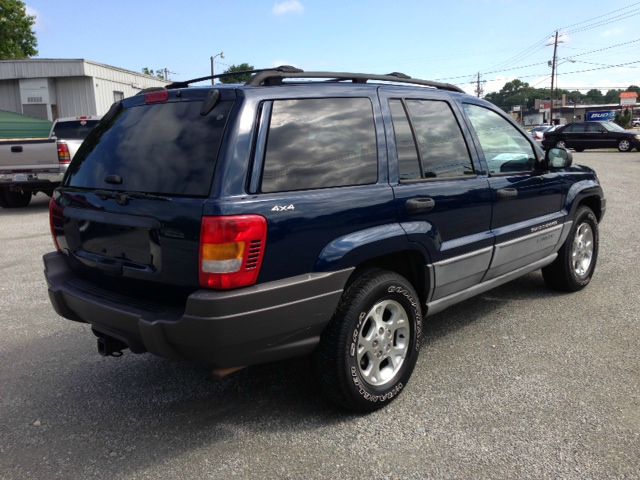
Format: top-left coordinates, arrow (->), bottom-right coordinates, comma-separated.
0,151 -> 638,479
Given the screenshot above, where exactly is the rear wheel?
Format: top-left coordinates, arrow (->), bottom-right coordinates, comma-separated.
618,139 -> 631,152
2,190 -> 31,208
542,206 -> 598,292
314,269 -> 422,412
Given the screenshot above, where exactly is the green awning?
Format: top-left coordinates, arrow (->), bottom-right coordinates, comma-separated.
0,110 -> 52,139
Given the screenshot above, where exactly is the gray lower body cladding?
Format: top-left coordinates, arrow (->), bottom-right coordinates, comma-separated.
44,251 -> 352,367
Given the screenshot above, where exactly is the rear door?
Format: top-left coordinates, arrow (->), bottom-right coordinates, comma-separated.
53,89 -> 237,289
462,101 -> 565,279
221,92 -> 395,284
380,89 -> 493,301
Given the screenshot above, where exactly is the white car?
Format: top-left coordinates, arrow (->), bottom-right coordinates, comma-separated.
49,116 -> 101,162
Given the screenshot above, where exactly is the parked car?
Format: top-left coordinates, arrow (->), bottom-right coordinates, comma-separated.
50,116 -> 101,161
632,117 -> 640,127
44,67 -> 605,412
0,115 -> 100,208
529,125 -> 557,148
542,120 -> 640,152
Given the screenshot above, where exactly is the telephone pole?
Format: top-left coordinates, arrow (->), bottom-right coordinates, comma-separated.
549,30 -> 559,125
475,72 -> 484,98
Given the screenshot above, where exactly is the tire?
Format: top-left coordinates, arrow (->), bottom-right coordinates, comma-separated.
2,190 -> 32,208
0,188 -> 8,208
555,140 -> 566,149
618,139 -> 631,152
314,269 -> 422,412
542,206 -> 598,292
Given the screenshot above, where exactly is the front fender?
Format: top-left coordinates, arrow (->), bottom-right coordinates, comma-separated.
315,223 -> 427,271
565,179 -> 604,218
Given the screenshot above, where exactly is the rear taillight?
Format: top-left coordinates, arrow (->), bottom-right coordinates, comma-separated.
199,215 -> 267,290
57,142 -> 71,164
49,197 -> 62,252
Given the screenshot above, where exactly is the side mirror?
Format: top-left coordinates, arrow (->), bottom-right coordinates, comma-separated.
545,147 -> 572,169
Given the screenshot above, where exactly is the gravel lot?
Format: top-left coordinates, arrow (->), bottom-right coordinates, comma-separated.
1,151 -> 638,479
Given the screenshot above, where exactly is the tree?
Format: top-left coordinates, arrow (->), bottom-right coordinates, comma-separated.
604,89 -> 622,104
219,63 -> 255,84
0,0 -> 37,59
141,67 -> 165,80
584,89 -> 604,104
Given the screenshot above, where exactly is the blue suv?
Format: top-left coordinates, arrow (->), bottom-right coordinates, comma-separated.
44,67 -> 605,411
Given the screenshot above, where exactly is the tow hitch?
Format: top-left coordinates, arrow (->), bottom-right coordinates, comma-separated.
96,336 -> 127,357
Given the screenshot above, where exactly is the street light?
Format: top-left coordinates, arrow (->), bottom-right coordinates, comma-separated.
210,51 -> 224,85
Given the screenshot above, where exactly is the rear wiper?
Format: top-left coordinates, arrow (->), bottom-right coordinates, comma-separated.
93,189 -> 170,204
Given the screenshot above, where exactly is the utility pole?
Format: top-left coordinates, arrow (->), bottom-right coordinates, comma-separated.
475,72 -> 483,98
210,51 -> 224,85
549,30 -> 559,125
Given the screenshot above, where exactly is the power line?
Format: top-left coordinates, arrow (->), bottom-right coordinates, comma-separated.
435,37 -> 640,82
565,8 -> 640,34
559,1 -> 640,30
459,59 -> 640,85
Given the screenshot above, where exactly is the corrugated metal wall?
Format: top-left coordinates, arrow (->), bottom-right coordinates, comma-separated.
0,80 -> 21,113
0,60 -> 84,80
55,77 -> 97,116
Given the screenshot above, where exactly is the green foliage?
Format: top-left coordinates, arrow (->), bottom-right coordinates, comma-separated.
614,108 -> 632,128
0,0 -> 37,59
219,63 -> 255,84
141,67 -> 165,80
486,79 -> 640,112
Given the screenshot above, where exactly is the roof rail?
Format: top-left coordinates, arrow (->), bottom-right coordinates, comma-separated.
165,65 -> 302,89
245,68 -> 464,93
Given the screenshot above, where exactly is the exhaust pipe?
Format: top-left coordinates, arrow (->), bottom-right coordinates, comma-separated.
97,336 -> 127,357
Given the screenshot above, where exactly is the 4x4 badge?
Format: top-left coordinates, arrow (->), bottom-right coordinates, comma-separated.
271,204 -> 295,212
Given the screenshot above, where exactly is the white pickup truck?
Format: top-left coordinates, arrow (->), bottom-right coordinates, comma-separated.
0,116 -> 100,208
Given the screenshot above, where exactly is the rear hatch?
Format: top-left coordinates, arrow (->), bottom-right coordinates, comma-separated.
52,87 -> 236,291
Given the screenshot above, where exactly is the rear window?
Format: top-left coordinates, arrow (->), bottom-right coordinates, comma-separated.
64,100 -> 234,196
52,120 -> 100,140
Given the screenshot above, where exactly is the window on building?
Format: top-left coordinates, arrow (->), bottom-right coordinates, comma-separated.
260,98 -> 378,193
113,91 -> 124,103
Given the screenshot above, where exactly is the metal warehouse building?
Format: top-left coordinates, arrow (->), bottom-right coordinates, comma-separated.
0,59 -> 169,121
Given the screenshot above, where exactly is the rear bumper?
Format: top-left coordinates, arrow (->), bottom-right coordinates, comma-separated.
0,170 -> 63,190
44,252 -> 352,367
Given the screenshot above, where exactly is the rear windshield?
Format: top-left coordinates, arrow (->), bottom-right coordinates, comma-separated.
64,100 -> 233,196
52,120 -> 100,140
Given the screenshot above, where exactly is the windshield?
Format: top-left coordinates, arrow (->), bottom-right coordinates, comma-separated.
602,121 -> 626,132
64,100 -> 234,197
52,120 -> 100,140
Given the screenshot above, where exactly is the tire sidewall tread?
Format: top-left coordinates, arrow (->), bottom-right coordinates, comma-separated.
315,269 -> 422,412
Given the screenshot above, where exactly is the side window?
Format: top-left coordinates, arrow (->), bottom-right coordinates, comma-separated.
389,100 -> 421,180
405,99 -> 474,178
564,123 -> 586,133
261,98 -> 377,193
586,122 -> 603,133
463,104 -> 536,175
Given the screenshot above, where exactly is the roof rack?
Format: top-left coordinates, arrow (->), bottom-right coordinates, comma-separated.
165,65 -> 302,89
166,65 -> 464,93
245,68 -> 464,93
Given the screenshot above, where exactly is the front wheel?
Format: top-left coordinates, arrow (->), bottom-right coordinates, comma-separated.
618,139 -> 631,152
314,269 -> 422,412
542,206 -> 598,292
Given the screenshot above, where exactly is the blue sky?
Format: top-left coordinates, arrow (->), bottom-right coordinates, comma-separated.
26,0 -> 640,94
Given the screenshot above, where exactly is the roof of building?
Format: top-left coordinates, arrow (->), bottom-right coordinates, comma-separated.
0,58 -> 170,84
